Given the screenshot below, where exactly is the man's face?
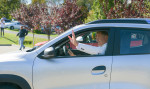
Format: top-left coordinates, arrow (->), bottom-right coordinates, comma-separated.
96,32 -> 108,46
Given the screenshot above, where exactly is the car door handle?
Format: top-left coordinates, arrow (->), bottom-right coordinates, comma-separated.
91,66 -> 106,75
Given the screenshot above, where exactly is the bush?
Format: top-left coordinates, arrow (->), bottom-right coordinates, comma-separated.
34,29 -> 42,34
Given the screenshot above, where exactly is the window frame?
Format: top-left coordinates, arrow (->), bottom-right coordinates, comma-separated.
113,27 -> 150,55
51,27 -> 115,58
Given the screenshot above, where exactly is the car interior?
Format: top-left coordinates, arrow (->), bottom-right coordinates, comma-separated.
54,31 -> 107,57
55,32 -> 94,57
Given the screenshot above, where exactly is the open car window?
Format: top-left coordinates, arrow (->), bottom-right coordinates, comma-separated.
54,30 -> 109,57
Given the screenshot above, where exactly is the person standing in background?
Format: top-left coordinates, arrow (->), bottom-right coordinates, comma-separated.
0,18 -> 5,37
17,26 -> 28,50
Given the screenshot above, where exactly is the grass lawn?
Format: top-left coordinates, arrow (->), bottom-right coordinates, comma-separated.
6,28 -> 58,38
0,37 -> 14,44
0,33 -> 48,48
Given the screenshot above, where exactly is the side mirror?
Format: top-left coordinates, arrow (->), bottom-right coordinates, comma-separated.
76,36 -> 83,42
42,47 -> 55,59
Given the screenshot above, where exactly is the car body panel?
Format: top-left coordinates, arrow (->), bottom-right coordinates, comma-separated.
0,51 -> 37,89
111,54 -> 150,89
33,56 -> 112,89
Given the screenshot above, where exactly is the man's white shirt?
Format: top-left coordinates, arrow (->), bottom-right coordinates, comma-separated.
0,20 -> 5,28
76,43 -> 107,55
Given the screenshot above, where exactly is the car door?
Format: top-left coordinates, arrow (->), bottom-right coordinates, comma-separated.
111,27 -> 150,89
33,27 -> 114,89
15,22 -> 21,29
12,22 -> 16,29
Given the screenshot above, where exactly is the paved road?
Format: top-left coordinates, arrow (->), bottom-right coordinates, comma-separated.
5,29 -> 56,40
0,45 -> 31,54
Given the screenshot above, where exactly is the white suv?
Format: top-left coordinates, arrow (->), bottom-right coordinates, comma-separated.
0,18 -> 150,89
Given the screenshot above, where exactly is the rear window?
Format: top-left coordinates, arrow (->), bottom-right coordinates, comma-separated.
120,30 -> 150,54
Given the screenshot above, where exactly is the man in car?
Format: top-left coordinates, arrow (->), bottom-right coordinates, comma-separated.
68,30 -> 108,56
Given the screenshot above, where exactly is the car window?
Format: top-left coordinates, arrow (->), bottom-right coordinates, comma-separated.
5,20 -> 11,23
120,30 -> 150,54
78,32 -> 97,43
55,30 -> 109,57
17,23 -> 21,25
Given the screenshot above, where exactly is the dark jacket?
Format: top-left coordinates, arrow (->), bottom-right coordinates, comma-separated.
17,29 -> 28,37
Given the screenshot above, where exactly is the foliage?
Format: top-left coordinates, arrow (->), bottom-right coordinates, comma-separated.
11,3 -> 46,45
85,0 -> 150,23
54,0 -> 87,32
107,0 -> 150,19
85,0 -> 115,23
76,0 -> 93,10
11,4 -> 42,29
142,0 -> 150,18
39,2 -> 59,40
85,10 -> 97,23
32,0 -> 46,4
11,0 -> 88,41
76,0 -> 91,24
0,0 -> 20,19
11,2 -> 58,41
85,0 -> 102,23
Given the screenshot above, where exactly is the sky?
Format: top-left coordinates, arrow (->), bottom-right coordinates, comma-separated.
26,0 -> 31,4
21,0 -> 31,4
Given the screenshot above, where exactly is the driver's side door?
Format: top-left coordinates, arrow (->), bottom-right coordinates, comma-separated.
33,28 -> 114,89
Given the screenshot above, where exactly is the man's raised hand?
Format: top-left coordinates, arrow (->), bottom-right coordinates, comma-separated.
68,30 -> 78,47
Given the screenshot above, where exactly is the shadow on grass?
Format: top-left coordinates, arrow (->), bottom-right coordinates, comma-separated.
2,37 -> 33,47
24,41 -> 32,44
3,37 -> 17,44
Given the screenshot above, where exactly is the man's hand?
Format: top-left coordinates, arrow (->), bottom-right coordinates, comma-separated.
68,30 -> 78,47
68,49 -> 76,56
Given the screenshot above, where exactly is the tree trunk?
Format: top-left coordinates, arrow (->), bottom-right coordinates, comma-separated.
48,34 -> 50,41
45,27 -> 51,41
32,31 -> 35,47
48,28 -> 51,41
46,24 -> 52,41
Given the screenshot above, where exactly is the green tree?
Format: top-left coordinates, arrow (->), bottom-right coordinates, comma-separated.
85,0 -> 114,23
144,0 -> 150,17
76,0 -> 93,10
107,0 -> 150,19
32,0 -> 46,4
85,0 -> 150,23
85,0 -> 106,23
0,0 -> 20,19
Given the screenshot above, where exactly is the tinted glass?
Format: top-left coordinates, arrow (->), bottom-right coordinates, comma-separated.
120,30 -> 150,54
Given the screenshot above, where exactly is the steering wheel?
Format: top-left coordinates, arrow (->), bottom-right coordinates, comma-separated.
63,45 -> 69,56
